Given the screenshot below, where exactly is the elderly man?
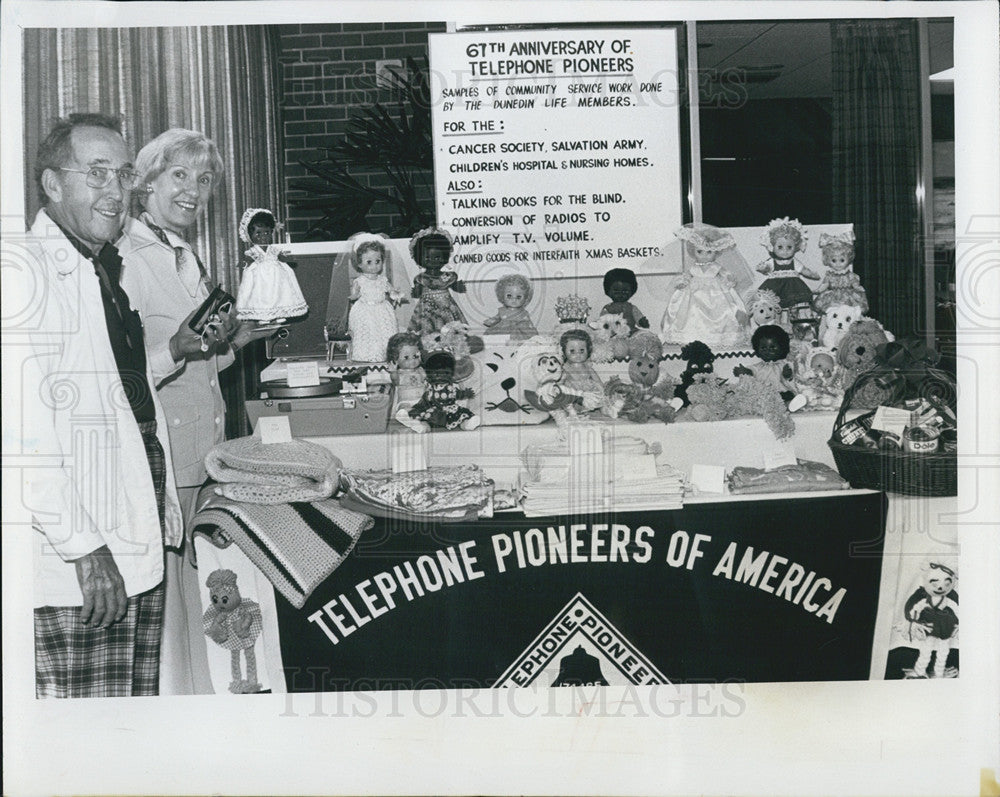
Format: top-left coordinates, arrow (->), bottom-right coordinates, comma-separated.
18,113 -> 182,697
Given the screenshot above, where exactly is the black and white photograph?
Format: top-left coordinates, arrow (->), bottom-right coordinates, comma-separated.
2,1 -> 998,795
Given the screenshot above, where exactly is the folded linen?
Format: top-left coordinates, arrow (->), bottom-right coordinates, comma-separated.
205,435 -> 342,504
727,459 -> 850,495
191,490 -> 372,609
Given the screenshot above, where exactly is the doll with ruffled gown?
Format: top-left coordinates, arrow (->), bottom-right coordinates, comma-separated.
235,208 -> 308,323
756,217 -> 820,312
407,227 -> 468,335
813,230 -> 869,313
346,233 -> 404,362
661,223 -> 751,348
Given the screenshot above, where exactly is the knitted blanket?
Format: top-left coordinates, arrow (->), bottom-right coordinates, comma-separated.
204,435 -> 342,504
192,491 -> 372,609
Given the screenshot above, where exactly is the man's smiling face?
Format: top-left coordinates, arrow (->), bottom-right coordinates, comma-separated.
46,125 -> 131,250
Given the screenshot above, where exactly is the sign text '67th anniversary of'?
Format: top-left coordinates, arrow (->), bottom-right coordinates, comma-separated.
429,29 -> 683,280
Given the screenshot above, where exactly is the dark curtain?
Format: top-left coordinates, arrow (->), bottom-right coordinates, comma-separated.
22,25 -> 284,437
831,19 -> 923,338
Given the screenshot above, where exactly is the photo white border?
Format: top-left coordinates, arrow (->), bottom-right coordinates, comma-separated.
2,2 -> 997,795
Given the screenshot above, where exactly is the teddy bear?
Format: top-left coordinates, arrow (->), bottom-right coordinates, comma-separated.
588,313 -> 631,363
901,560 -> 958,678
819,302 -> 864,350
835,317 -> 895,406
603,332 -> 681,423
686,372 -> 796,440
203,569 -> 264,694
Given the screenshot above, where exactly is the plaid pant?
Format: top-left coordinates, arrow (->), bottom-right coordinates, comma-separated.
34,420 -> 168,698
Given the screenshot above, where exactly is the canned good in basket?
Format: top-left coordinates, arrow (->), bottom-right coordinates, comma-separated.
903,426 -> 940,453
940,428 -> 957,453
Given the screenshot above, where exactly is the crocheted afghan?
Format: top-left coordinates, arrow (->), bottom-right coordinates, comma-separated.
192,490 -> 373,609
205,435 -> 342,504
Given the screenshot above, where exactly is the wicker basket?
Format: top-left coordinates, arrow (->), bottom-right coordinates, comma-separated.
828,368 -> 957,496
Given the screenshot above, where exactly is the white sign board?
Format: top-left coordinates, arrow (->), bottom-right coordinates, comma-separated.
429,29 -> 683,281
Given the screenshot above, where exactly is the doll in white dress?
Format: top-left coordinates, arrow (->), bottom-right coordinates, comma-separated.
347,233 -> 404,362
661,223 -> 752,348
235,208 -> 308,323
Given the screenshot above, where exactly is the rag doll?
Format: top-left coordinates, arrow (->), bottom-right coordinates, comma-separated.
559,329 -> 604,409
675,340 -> 718,407
346,232 -> 404,361
661,223 -> 751,348
235,208 -> 307,323
603,332 -> 681,423
386,331 -> 426,411
733,325 -> 807,412
743,288 -> 787,334
203,569 -> 263,694
793,347 -> 843,409
600,268 -> 649,333
396,350 -> 480,433
407,227 -> 467,335
483,273 -> 538,340
813,230 -> 868,313
903,560 -> 958,678
524,350 -> 601,424
756,217 -> 820,314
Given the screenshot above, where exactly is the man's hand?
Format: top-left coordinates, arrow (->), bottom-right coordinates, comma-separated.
73,545 -> 128,629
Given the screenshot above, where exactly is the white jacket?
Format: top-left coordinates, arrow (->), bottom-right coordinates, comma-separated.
119,216 -> 234,487
15,210 -> 182,607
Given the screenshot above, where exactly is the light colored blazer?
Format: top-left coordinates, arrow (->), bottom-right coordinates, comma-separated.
16,209 -> 182,607
119,216 -> 235,488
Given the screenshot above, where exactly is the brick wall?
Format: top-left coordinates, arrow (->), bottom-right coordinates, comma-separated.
277,22 -> 446,241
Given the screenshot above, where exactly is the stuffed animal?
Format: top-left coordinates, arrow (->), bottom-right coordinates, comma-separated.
675,340 -> 717,407
589,313 -> 632,362
686,373 -> 796,440
819,302 -> 864,350
902,560 -> 958,678
836,317 -> 895,406
203,569 -> 263,694
603,332 -> 680,423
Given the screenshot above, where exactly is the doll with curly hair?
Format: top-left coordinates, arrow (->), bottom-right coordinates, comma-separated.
733,325 -> 808,411
600,268 -> 650,334
483,273 -> 537,340
407,227 -> 467,335
756,217 -> 820,312
813,230 -> 869,313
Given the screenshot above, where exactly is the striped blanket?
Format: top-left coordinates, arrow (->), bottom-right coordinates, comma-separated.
191,490 -> 373,609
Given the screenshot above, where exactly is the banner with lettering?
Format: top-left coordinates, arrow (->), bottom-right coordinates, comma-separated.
428,28 -> 684,280
276,493 -> 887,691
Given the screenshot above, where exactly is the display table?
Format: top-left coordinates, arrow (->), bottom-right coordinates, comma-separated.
309,411 -> 843,488
189,412 -> 959,693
